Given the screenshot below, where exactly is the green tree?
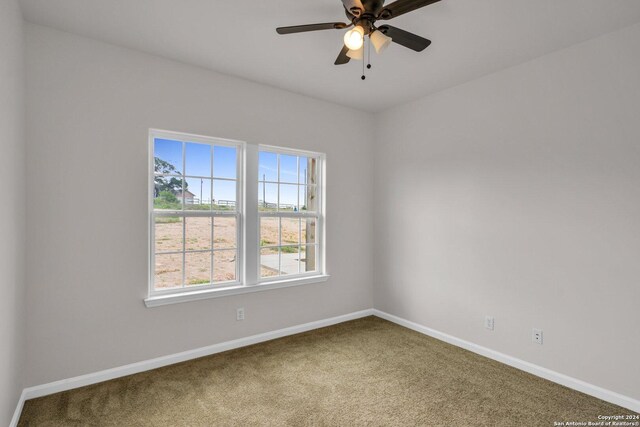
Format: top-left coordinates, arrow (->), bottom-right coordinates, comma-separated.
154,157 -> 188,196
158,191 -> 178,204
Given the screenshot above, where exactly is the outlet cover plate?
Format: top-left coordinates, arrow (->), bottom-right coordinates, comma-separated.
485,316 -> 495,331
533,328 -> 543,344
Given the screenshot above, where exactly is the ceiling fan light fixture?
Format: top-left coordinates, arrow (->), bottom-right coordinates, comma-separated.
346,46 -> 364,60
371,29 -> 392,54
275,0 -> 440,69
343,25 -> 365,50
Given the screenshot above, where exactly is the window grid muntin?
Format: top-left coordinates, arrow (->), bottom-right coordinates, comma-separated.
152,219 -> 241,293
150,131 -> 243,296
154,140 -> 239,212
152,214 -> 241,291
258,150 -> 322,281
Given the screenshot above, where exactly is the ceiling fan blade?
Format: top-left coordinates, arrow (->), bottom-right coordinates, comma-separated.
276,22 -> 348,35
378,25 -> 431,51
342,0 -> 365,15
335,45 -> 351,65
378,0 -> 441,20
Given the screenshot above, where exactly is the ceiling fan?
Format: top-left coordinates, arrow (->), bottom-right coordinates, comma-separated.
276,0 -> 440,72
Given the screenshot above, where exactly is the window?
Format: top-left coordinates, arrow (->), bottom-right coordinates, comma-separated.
150,130 -> 243,296
148,130 -> 326,306
259,148 -> 323,281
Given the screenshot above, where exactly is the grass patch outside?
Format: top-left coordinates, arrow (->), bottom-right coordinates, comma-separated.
156,217 -> 182,224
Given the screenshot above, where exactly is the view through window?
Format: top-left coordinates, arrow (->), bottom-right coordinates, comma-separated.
259,150 -> 321,280
151,132 -> 241,293
149,130 -> 325,300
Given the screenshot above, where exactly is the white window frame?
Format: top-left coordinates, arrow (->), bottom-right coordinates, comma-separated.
257,145 -> 326,284
146,131 -> 327,308
148,129 -> 245,299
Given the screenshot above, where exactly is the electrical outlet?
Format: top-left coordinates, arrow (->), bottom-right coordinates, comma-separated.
484,316 -> 495,331
533,328 -> 543,344
236,308 -> 245,321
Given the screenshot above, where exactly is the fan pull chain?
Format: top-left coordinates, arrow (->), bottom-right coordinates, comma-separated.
360,36 -> 373,81
361,36 -> 371,81
361,42 -> 365,80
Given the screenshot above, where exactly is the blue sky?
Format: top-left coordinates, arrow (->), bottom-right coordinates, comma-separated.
155,138 -> 312,207
258,152 -> 310,207
155,138 -> 237,202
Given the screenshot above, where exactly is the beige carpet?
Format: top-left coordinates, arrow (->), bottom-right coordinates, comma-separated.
19,316 -> 636,426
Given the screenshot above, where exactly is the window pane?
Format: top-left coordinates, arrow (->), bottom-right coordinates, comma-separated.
154,138 -> 183,176
260,247 -> 279,278
279,184 -> 297,211
213,146 -> 237,179
300,185 -> 318,212
154,177 -> 185,210
213,179 -> 236,210
299,156 -> 309,185
279,154 -> 297,183
185,142 -> 211,177
302,245 -> 318,273
259,183 -> 277,211
185,251 -> 211,286
260,217 -> 279,247
280,246 -> 300,275
301,218 -> 317,244
155,216 -> 183,253
154,253 -> 183,289
184,178 -> 211,210
214,250 -> 236,282
259,151 -> 277,182
185,217 -> 211,251
214,217 -> 236,249
281,218 -> 299,245
298,186 -> 307,211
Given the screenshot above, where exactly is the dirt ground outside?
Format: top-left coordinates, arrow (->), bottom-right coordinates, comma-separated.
154,216 -> 317,288
154,216 -> 237,288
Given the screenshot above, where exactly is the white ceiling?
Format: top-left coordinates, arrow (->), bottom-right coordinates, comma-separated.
19,0 -> 640,112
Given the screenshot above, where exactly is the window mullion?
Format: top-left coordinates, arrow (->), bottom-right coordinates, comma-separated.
244,144 -> 259,285
181,141 -> 186,289
214,142 -> 219,283
297,154 -> 302,276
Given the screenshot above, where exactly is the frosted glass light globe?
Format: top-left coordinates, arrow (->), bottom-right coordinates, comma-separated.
344,26 -> 365,50
370,29 -> 392,53
346,46 -> 364,60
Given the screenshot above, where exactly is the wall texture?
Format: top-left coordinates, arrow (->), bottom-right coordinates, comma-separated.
374,23 -> 640,400
0,0 -> 26,424
25,24 -> 374,387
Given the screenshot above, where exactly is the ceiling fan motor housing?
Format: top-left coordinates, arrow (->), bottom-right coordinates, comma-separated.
346,0 -> 387,33
362,0 -> 386,15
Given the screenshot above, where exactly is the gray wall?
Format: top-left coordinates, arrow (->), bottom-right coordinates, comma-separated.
25,24 -> 374,387
0,0 -> 26,424
374,23 -> 640,400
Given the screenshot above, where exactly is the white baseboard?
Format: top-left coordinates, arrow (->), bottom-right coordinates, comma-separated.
10,309 -> 374,426
10,389 -> 27,427
373,309 -> 640,413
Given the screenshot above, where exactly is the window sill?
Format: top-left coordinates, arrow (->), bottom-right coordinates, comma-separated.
144,275 -> 330,308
